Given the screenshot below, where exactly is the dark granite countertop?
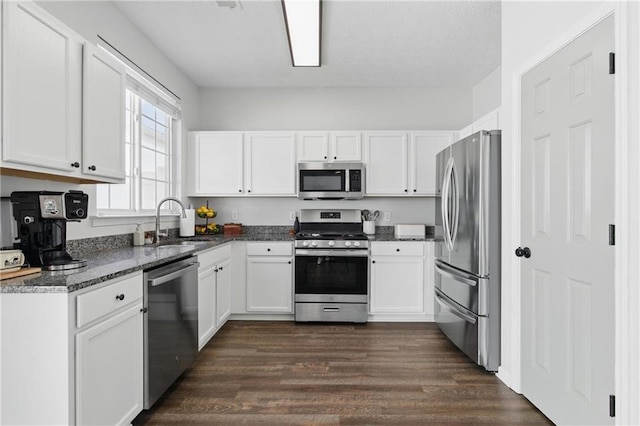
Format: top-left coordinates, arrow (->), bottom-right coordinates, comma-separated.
1,232 -> 295,294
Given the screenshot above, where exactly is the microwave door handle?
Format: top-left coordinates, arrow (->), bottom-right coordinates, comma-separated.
345,169 -> 350,192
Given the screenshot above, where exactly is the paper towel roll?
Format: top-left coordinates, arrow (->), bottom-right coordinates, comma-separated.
180,209 -> 195,237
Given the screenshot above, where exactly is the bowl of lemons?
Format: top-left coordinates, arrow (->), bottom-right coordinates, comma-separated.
196,205 -> 217,219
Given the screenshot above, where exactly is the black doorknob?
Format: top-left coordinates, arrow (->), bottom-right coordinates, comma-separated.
515,247 -> 532,258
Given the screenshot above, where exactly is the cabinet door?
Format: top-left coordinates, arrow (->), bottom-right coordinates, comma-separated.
189,132 -> 244,196
82,43 -> 126,182
410,132 -> 454,195
2,1 -> 82,173
331,132 -> 362,161
246,257 -> 293,313
198,265 -> 217,350
245,132 -> 296,195
370,257 -> 424,314
215,259 -> 232,328
298,132 -> 329,161
364,132 -> 408,195
76,304 -> 143,426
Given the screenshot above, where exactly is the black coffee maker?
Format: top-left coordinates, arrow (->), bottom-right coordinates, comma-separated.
11,191 -> 89,270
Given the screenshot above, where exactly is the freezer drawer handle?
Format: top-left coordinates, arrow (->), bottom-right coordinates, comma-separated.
434,260 -> 477,287
323,306 -> 340,312
435,289 -> 477,324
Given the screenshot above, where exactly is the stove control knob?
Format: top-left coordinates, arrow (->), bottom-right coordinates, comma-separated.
345,241 -> 352,247
354,241 -> 360,247
302,241 -> 309,247
328,241 -> 335,246
311,241 -> 318,247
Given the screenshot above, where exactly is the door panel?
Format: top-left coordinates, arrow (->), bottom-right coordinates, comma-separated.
520,15 -> 614,425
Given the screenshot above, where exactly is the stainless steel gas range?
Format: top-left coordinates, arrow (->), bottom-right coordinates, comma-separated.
294,209 -> 369,323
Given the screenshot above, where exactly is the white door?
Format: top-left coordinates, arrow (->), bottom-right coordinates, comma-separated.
246,257 -> 293,313
245,132 -> 297,195
520,15 -> 615,425
188,132 -> 244,196
365,132 -> 408,195
410,132 -> 454,195
197,265 -> 217,350
215,259 -> 232,327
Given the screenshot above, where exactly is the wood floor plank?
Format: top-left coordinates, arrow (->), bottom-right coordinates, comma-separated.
134,321 -> 551,425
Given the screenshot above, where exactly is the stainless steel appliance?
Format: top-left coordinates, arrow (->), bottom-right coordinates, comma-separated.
10,191 -> 89,270
143,256 -> 199,409
434,130 -> 501,372
294,209 -> 369,322
298,162 -> 364,200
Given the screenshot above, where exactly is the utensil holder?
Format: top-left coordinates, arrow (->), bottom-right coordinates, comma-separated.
363,221 -> 375,235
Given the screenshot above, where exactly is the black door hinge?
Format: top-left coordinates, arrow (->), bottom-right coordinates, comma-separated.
610,394 -> 615,417
609,52 -> 616,74
609,224 -> 615,246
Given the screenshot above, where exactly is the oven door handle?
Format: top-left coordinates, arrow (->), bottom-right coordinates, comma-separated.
295,249 -> 369,257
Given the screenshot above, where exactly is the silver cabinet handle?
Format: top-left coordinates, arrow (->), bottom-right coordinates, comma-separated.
148,262 -> 200,287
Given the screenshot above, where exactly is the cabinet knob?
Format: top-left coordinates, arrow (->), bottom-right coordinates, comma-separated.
267,248 -> 271,251
334,156 -> 337,160
219,266 -> 224,271
88,165 -> 96,171
115,294 -> 125,301
239,189 -> 242,192
404,189 -> 408,192
396,248 -> 400,252
71,162 -> 80,168
248,189 -> 251,193
214,268 -> 219,272
288,260 -> 292,264
324,156 -> 327,159
372,260 -> 376,263
140,307 -> 148,313
413,189 -> 417,192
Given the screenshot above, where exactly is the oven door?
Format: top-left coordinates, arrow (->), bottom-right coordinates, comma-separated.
295,249 -> 368,302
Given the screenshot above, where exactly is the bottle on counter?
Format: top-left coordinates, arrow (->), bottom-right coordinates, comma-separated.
293,215 -> 300,233
133,224 -> 145,246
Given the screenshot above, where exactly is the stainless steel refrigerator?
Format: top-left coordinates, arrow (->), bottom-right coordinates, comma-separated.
434,130 -> 501,372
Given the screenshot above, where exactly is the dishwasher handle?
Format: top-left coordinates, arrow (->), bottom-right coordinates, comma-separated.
148,261 -> 200,287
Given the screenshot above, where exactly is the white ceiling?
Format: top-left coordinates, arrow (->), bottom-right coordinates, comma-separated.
113,0 -> 501,89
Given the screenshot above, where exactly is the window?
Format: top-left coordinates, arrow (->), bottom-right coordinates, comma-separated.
96,89 -> 178,215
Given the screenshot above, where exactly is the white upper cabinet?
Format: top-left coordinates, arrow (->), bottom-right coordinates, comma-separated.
2,0 -> 83,174
365,131 -> 456,196
188,132 -> 244,196
1,1 -> 126,183
82,43 -> 126,181
297,131 -> 362,162
364,132 -> 409,195
410,132 -> 455,195
245,132 -> 296,196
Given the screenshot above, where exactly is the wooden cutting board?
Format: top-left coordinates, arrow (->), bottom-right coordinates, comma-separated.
0,267 -> 42,280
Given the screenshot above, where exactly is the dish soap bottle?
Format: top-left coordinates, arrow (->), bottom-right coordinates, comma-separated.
133,224 -> 145,246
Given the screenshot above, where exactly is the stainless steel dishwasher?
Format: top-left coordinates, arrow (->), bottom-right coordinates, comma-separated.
143,256 -> 199,409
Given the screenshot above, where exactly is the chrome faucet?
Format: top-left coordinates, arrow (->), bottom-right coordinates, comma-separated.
155,197 -> 187,243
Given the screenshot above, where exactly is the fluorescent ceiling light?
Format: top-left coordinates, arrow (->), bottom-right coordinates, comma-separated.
281,0 -> 321,67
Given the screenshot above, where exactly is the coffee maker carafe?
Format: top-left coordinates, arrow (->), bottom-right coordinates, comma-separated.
11,191 -> 89,270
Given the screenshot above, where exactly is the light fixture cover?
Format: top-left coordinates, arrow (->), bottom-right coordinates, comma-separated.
282,0 -> 321,67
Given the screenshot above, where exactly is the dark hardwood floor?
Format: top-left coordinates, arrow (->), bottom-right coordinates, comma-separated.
134,321 -> 551,425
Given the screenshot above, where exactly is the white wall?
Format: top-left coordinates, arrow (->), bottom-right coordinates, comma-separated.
199,87 -> 472,131
188,197 -> 435,227
499,0 -> 621,399
0,1 -> 200,240
472,66 -> 501,121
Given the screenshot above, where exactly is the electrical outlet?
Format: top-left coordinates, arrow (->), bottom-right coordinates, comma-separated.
231,210 -> 239,220
289,211 -> 295,221
383,211 -> 391,222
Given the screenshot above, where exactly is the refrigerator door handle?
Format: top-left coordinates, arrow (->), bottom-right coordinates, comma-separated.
441,157 -> 455,251
435,288 -> 478,324
434,259 -> 478,287
450,160 -> 459,247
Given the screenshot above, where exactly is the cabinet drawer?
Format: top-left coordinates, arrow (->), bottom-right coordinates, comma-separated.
371,242 -> 424,256
76,272 -> 142,328
246,242 -> 292,256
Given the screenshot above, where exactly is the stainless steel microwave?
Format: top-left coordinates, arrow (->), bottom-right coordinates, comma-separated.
298,162 -> 364,200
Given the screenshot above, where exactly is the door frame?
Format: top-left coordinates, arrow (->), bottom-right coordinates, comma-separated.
506,3 -> 640,424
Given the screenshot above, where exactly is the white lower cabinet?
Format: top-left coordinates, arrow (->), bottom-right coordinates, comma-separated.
369,242 -> 431,319
75,304 -> 143,425
246,242 -> 293,313
1,271 -> 144,425
197,244 -> 232,350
